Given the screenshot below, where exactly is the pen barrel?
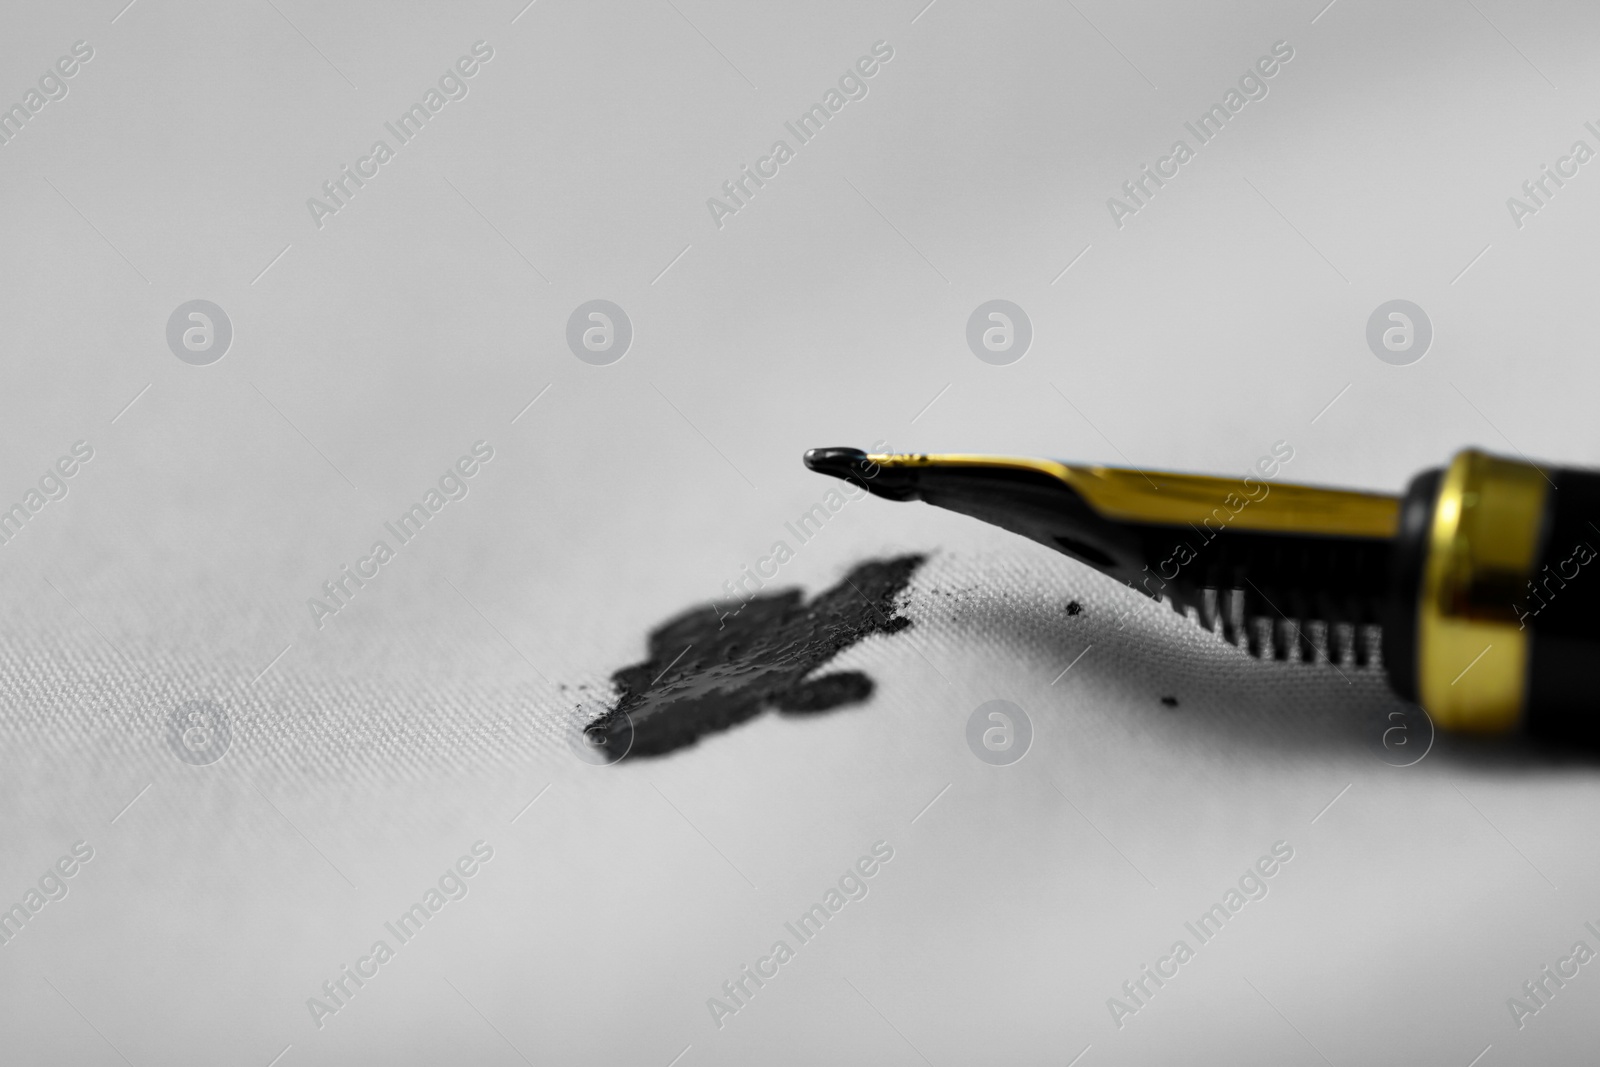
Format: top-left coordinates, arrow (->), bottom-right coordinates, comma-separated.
1520,466 -> 1600,742
1387,450 -> 1600,740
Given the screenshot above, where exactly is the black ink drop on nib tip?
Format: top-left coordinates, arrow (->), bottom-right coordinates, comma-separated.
584,555 -> 925,758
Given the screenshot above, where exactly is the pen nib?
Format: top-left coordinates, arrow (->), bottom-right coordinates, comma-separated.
803,446 -> 1401,668
802,447 -> 870,478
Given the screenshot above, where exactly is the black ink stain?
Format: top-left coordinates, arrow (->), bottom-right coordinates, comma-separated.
585,555 -> 925,758
1160,696 -> 1179,708
1067,601 -> 1083,616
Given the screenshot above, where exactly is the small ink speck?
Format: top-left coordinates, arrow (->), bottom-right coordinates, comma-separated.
1067,601 -> 1083,616
1160,696 -> 1178,708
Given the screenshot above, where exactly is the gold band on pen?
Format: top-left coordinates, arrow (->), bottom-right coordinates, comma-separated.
1416,450 -> 1548,732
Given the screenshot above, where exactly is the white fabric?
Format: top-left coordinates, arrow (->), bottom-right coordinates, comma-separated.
2,3 -> 1595,1064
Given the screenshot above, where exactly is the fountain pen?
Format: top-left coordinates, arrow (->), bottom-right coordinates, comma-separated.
804,446 -> 1600,742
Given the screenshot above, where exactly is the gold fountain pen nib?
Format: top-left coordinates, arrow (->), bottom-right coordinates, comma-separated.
803,448 -> 1400,664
